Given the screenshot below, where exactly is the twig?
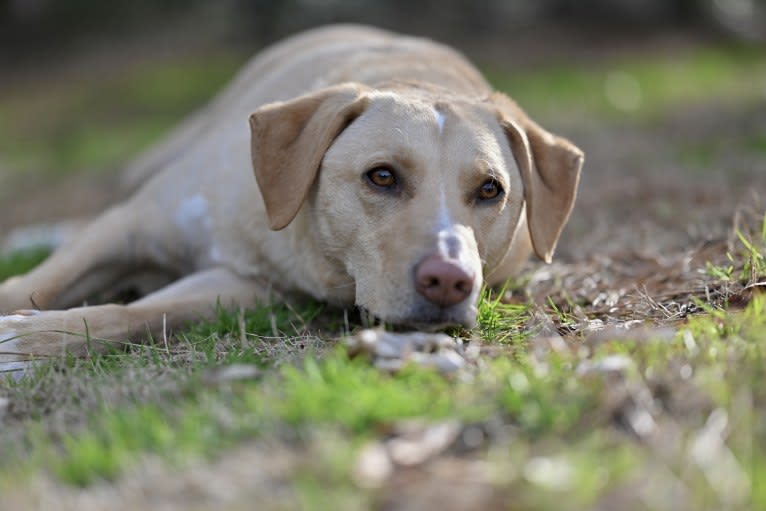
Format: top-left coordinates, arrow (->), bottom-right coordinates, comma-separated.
162,313 -> 169,354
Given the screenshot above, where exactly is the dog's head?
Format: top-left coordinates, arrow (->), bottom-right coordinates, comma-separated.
249,83 -> 583,328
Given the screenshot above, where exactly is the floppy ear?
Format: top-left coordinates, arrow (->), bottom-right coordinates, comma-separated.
491,92 -> 584,263
249,83 -> 370,230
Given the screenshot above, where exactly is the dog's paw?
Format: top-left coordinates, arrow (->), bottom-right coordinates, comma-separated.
0,311 -> 33,378
0,308 -> 106,380
0,311 -> 46,380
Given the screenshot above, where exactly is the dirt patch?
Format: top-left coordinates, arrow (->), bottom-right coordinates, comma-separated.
556,101 -> 766,260
3,442 -> 302,511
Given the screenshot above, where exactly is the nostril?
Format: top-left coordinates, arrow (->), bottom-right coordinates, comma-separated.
415,254 -> 475,308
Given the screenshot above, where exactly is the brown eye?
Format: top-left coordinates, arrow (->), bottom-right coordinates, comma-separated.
478,179 -> 502,201
366,167 -> 397,189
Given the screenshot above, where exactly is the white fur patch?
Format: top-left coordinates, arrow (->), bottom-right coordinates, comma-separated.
434,107 -> 445,135
175,194 -> 212,239
437,226 -> 461,260
209,244 -> 222,263
436,184 -> 451,231
1,314 -> 29,323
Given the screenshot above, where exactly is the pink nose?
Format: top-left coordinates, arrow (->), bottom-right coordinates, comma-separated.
414,254 -> 474,307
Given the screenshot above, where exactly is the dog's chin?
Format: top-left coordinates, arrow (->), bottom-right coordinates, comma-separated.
369,303 -> 478,331
403,318 -> 469,332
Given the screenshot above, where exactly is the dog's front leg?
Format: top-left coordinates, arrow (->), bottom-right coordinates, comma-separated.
0,192 -> 195,313
0,267 -> 271,377
0,202 -> 151,312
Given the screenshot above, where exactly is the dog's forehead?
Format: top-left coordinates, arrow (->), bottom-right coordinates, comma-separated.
365,89 -> 493,122
357,90 -> 509,161
363,90 -> 440,124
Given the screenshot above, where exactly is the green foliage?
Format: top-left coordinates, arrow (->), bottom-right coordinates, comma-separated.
0,52 -> 244,175
705,214 -> 766,286
475,286 -> 533,345
487,45 -> 766,122
185,301 -> 323,340
497,355 -> 600,435
745,133 -> 766,155
272,353 -> 458,432
49,400 -> 231,486
736,218 -> 766,284
0,248 -> 50,282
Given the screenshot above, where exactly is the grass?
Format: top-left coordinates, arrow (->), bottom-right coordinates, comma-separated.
1,39 -> 766,510
0,248 -> 49,282
1,237 -> 765,510
472,284 -> 534,345
0,50 -> 245,175
487,44 -> 766,122
706,213 -> 766,288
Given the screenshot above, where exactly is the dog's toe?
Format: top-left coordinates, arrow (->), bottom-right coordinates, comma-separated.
0,315 -> 36,380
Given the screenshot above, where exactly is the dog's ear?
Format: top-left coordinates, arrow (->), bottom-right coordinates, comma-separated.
249,83 -> 370,230
491,92 -> 584,263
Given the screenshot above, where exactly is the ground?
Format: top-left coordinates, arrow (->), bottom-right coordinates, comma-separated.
0,32 -> 765,510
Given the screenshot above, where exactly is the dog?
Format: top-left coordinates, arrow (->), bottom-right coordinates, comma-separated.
0,25 -> 583,374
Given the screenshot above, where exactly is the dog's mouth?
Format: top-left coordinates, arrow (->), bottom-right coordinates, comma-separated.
362,302 -> 478,331
407,314 -> 477,331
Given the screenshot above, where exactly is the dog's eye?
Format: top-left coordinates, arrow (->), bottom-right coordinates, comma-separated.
366,167 -> 397,189
477,179 -> 503,201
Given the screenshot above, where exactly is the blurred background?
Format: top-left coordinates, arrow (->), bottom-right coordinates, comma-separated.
2,0 -> 765,65
0,0 -> 765,257
2,0 -> 766,60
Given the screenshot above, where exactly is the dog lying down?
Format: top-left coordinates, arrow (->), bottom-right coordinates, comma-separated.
0,25 -> 583,375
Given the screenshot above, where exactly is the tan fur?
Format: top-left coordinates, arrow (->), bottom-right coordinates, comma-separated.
490,92 -> 583,263
0,25 -> 583,374
250,83 -> 370,229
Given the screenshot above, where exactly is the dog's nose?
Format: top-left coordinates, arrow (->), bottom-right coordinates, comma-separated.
415,254 -> 474,307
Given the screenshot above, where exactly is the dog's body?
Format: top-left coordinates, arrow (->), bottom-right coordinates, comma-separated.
0,25 -> 582,374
